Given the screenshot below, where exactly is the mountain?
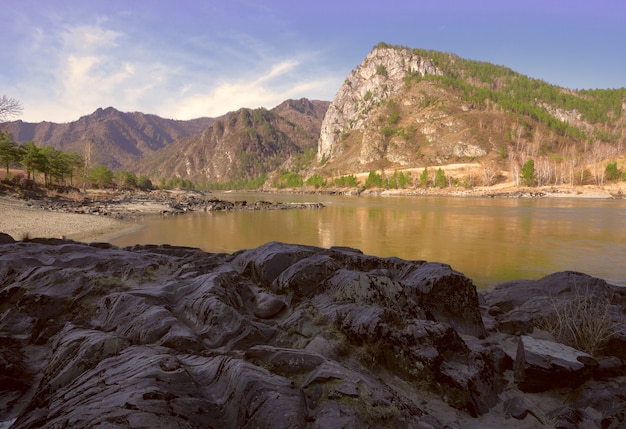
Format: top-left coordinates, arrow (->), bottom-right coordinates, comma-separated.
2,107 -> 213,169
314,43 -> 626,185
136,99 -> 329,184
3,44 -> 624,188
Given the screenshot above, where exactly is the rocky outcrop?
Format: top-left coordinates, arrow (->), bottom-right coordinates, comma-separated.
317,45 -> 443,161
1,239 -> 625,428
21,191 -> 325,219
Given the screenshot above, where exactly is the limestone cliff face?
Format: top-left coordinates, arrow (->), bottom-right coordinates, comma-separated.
318,46 -> 443,161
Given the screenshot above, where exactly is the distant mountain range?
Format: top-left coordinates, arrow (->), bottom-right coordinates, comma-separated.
2,43 -> 625,187
2,107 -> 214,169
137,99 -> 329,184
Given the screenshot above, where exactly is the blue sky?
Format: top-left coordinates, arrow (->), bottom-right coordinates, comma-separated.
2,0 -> 625,123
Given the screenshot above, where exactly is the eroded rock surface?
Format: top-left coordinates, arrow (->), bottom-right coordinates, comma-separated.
1,238 -> 625,428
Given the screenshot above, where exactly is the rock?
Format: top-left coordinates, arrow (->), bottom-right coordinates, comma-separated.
514,335 -> 597,392
1,239 -> 625,427
253,291 -> 286,318
398,262 -> 487,338
0,232 -> 15,244
503,396 -> 544,422
273,254 -> 342,297
481,271 -> 618,336
318,45 -> 443,161
233,241 -> 319,286
245,345 -> 326,375
544,406 -> 594,429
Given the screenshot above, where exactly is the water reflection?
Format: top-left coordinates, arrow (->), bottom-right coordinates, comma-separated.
111,193 -> 626,288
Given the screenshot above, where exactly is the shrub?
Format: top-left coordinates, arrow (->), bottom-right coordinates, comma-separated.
434,168 -> 447,188
275,172 -> 303,188
305,174 -> 326,188
365,170 -> 384,188
537,284 -> 625,355
334,175 -> 359,187
605,162 -> 620,182
520,159 -> 536,186
419,167 -> 429,188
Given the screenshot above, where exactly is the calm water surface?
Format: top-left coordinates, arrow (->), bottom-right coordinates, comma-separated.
111,193 -> 626,288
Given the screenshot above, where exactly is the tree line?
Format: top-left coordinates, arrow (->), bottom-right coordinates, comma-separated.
0,132 -> 153,191
377,43 -> 626,145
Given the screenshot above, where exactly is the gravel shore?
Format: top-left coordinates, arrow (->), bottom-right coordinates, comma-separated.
0,195 -> 139,243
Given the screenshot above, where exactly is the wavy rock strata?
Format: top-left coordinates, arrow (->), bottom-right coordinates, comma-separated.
1,236 -> 625,428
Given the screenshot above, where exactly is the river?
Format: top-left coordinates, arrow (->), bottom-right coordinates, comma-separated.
110,192 -> 626,289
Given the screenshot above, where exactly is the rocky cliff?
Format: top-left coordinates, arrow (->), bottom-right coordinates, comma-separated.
314,44 -> 625,185
317,45 -> 443,162
1,236 -> 625,428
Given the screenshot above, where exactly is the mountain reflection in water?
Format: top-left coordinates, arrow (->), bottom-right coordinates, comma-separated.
111,193 -> 626,289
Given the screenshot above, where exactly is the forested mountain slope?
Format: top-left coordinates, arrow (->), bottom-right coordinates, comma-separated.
312,43 -> 626,187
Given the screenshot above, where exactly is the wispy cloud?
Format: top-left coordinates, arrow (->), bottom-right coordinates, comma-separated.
6,1 -> 622,123
9,13 -> 342,122
171,59 -> 336,119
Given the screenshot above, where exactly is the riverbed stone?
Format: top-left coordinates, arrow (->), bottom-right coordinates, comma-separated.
514,335 -> 597,392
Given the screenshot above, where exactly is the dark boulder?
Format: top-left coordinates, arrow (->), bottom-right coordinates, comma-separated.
0,232 -> 15,244
1,240 -> 625,428
397,262 -> 486,338
514,335 -> 597,392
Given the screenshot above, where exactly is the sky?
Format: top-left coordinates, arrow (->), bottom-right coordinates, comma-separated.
1,0 -> 625,123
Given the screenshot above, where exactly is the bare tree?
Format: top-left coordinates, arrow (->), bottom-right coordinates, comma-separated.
82,140 -> 92,193
480,159 -> 498,186
508,151 -> 521,186
0,95 -> 23,122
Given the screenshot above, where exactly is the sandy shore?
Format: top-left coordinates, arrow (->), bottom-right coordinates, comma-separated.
0,196 -> 141,243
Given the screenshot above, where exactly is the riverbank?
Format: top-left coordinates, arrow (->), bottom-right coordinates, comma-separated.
0,180 -> 623,244
295,182 -> 625,199
0,195 -> 141,242
0,188 -> 324,243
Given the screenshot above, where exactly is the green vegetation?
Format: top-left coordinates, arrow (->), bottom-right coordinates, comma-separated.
273,171 -> 303,188
88,165 -> 114,188
434,168 -> 447,188
0,131 -> 22,175
161,177 -> 195,190
376,43 -> 626,147
498,146 -> 508,159
605,162 -> 621,183
0,135 -> 84,186
333,174 -> 359,187
205,175 -> 267,191
419,167 -> 429,188
365,170 -> 384,188
0,134 -> 160,191
305,174 -> 326,188
521,159 -> 536,186
364,170 -> 412,189
387,170 -> 412,188
376,64 -> 388,77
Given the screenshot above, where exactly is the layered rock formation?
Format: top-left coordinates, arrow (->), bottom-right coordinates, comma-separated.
1,236 -> 625,428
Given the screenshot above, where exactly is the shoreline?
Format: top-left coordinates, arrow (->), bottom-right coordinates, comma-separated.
1,182 -> 623,245
0,195 -> 141,243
